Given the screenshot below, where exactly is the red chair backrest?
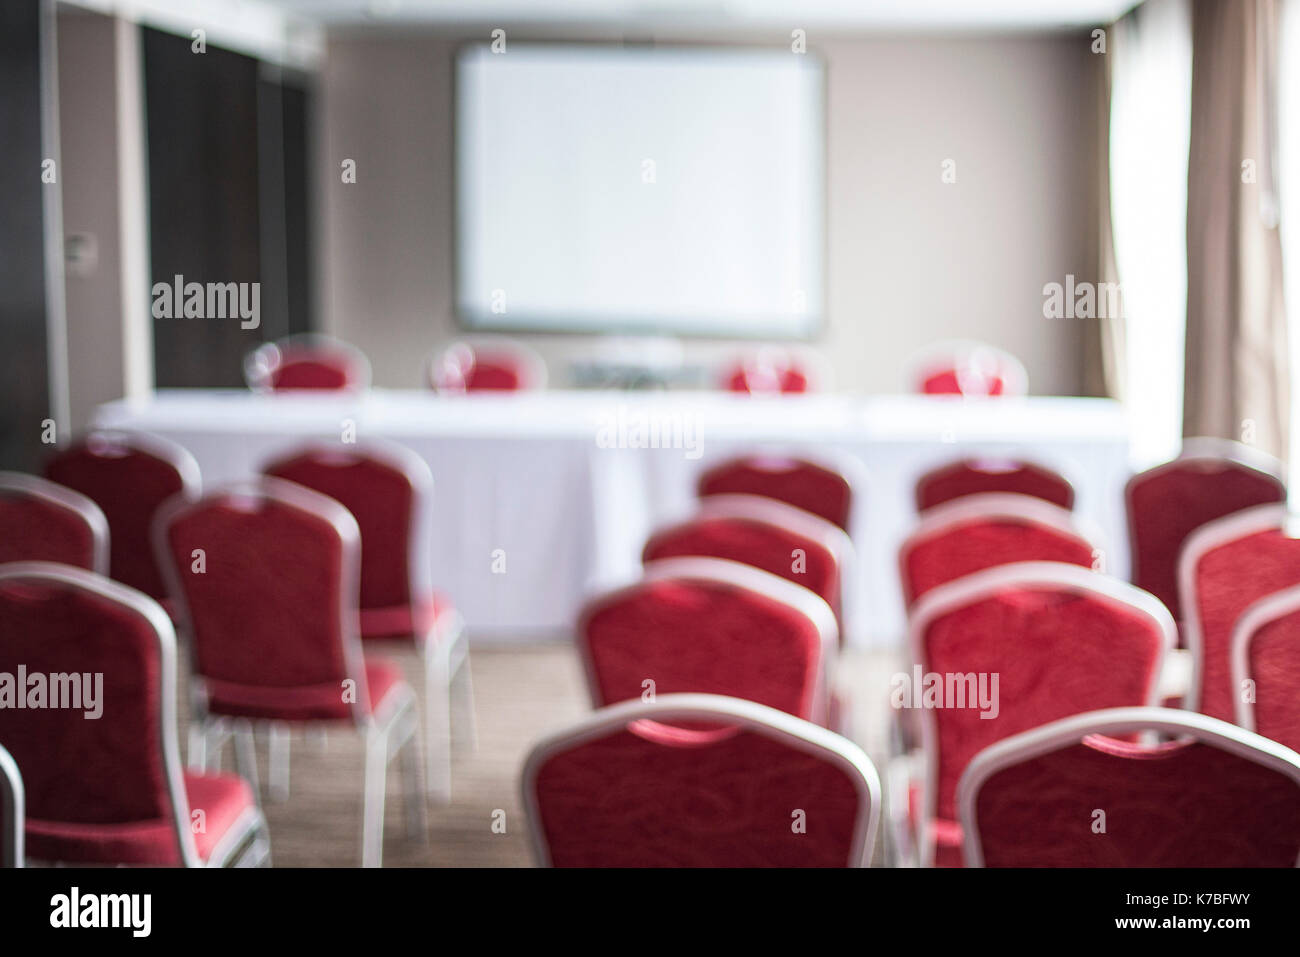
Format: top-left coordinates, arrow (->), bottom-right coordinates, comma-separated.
642,496 -> 845,629
915,458 -> 1074,512
1232,587 -> 1300,753
429,341 -> 545,392
698,455 -> 854,532
155,479 -> 374,720
723,352 -> 813,394
959,707 -> 1300,867
910,563 -> 1172,864
245,337 -> 370,392
578,558 -> 835,723
899,493 -> 1097,607
44,433 -> 199,600
0,473 -> 107,573
0,563 -> 193,865
524,694 -> 879,867
263,442 -> 430,638
912,342 -> 1027,397
1181,505 -> 1300,722
1126,441 -> 1286,622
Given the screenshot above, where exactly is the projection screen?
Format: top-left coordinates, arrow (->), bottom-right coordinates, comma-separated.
455,43 -> 825,338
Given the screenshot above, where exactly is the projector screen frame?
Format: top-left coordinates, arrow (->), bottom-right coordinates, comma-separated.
451,40 -> 829,342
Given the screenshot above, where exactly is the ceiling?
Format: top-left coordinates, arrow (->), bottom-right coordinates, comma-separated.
263,0 -> 1138,31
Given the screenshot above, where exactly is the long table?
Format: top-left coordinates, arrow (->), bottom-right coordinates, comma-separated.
94,390 -> 1132,647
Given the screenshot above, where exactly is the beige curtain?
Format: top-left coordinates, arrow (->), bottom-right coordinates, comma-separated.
1083,27 -> 1125,400
1184,0 -> 1289,460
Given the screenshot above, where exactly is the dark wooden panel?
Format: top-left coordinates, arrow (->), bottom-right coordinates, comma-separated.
144,27 -> 262,387
0,0 -> 52,470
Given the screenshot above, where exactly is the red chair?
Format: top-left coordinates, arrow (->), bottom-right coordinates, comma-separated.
720,347 -> 828,394
908,340 -> 1028,397
522,693 -> 880,867
0,562 -> 269,866
44,431 -> 200,605
154,479 -> 425,867
578,557 -> 838,726
642,494 -> 851,640
0,744 -> 21,868
0,472 -> 108,573
426,338 -> 546,392
898,492 -> 1099,607
899,562 -> 1173,867
1232,585 -> 1300,752
915,457 -> 1074,512
697,452 -> 860,533
1126,438 -> 1286,624
261,440 -> 474,800
244,334 -> 371,392
1178,503 -> 1300,724
958,707 -> 1300,867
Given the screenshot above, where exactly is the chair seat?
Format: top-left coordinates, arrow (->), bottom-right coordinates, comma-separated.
204,658 -> 407,722
358,592 -> 457,642
907,781 -> 966,867
25,771 -> 256,866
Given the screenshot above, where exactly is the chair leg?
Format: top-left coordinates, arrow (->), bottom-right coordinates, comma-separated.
233,720 -> 261,803
424,645 -> 453,803
398,709 -> 428,840
268,722 -> 291,803
451,634 -> 478,753
188,721 -> 208,771
362,723 -> 388,868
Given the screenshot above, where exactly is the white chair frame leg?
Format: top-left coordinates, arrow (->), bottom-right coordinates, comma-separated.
362,687 -> 427,868
423,615 -> 475,801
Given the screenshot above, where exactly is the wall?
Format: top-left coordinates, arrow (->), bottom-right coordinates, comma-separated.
317,28 -> 1098,395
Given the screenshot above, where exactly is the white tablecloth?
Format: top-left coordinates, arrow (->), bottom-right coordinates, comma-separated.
94,390 -> 1132,647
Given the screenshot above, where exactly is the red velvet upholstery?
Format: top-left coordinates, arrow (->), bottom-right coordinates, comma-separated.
698,456 -> 853,531
158,483 -> 399,722
723,359 -> 811,394
528,702 -> 869,866
245,338 -> 369,392
916,459 -> 1074,512
579,577 -> 824,720
1127,454 -> 1285,622
45,436 -> 194,600
900,504 -> 1095,606
968,720 -> 1300,867
0,567 -> 258,865
1188,524 -> 1300,722
642,516 -> 840,629
263,445 -> 448,641
921,368 -> 1007,396
915,573 -> 1166,865
430,342 -> 543,392
0,477 -> 102,572
1239,606 -> 1300,753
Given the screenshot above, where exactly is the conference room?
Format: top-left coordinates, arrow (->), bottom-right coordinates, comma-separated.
3,0 -> 1300,899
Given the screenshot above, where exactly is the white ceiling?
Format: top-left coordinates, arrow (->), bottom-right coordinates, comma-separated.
263,0 -> 1137,31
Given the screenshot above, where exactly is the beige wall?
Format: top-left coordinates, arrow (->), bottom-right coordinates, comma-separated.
318,29 -> 1097,394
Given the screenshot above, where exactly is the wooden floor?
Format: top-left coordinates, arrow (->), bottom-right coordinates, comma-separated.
203,642 -> 903,867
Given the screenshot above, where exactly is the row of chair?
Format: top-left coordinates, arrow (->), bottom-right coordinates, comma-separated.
522,440 -> 1300,866
0,433 -> 477,867
247,334 -> 1029,397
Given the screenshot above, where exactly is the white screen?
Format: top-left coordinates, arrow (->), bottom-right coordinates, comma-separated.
455,44 -> 825,338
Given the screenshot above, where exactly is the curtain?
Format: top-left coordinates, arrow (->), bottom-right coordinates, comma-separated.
1184,0 -> 1289,462
1105,0 -> 1193,467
